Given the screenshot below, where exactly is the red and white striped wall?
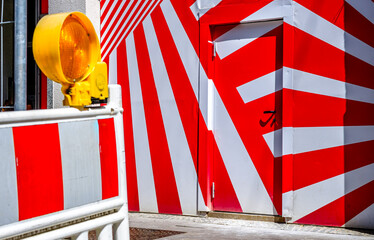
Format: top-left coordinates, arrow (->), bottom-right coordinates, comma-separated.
0,118 -> 118,227
101,0 -> 374,229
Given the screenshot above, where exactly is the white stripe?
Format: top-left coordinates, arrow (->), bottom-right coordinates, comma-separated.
264,126 -> 374,157
143,15 -> 198,215
282,190 -> 293,218
103,1 -> 158,60
189,0 -> 223,20
291,163 -> 374,221
100,0 -> 110,15
59,120 -> 102,209
215,21 -> 282,59
212,82 -> 276,214
102,1 -> 138,44
101,1 -> 122,29
344,204 -> 374,229
238,67 -> 374,105
346,0 -> 374,25
197,0 -> 223,10
126,32 -> 158,213
101,1 -> 128,37
0,128 -> 18,226
108,48 -> 118,84
237,68 -> 283,104
162,0 -> 275,214
291,67 -> 374,104
207,79 -> 214,131
189,2 -> 209,21
241,0 -> 292,23
263,128 -> 283,158
161,0 -> 204,121
288,2 -> 374,66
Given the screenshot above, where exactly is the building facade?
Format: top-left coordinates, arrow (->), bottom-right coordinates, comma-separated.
101,0 -> 374,229
1,0 -> 373,231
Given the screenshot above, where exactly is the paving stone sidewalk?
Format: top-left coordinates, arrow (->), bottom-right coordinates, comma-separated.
129,212 -> 374,240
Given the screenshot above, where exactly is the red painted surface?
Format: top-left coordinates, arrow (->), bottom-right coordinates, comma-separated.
40,0 -> 48,14
13,124 -> 64,220
117,40 -> 140,212
211,23 -> 283,214
98,118 -> 119,199
134,25 -> 182,214
101,0 -> 374,229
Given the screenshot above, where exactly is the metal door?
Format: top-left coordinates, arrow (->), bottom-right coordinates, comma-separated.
210,20 -> 283,215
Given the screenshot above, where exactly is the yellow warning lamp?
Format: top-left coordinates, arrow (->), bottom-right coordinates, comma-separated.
32,12 -> 108,107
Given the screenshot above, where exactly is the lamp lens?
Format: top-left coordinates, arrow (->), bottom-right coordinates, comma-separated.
60,15 -> 91,81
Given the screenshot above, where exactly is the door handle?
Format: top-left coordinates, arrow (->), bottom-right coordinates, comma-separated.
264,110 -> 276,114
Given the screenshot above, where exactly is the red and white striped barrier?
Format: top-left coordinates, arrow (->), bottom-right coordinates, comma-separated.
0,85 -> 129,239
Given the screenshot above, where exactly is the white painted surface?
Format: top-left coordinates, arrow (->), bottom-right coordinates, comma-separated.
215,21 -> 282,59
101,1 -> 137,42
143,15 -> 198,215
263,128 -> 283,158
161,0 -> 200,104
237,69 -> 283,104
345,204 -> 374,229
109,49 -> 118,84
292,163 -> 374,222
345,0 -> 374,25
241,0 -> 292,23
213,83 -> 275,214
97,224 -> 113,240
239,67 -> 374,105
0,128 -> 18,226
126,32 -> 158,213
287,2 -> 374,66
59,120 -> 102,209
72,231 -> 88,240
189,0 -> 223,20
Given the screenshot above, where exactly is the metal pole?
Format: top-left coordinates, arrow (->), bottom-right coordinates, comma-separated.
1,0 -> 4,108
14,0 -> 27,111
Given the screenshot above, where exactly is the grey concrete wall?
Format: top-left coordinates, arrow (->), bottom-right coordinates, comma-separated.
47,0 -> 100,108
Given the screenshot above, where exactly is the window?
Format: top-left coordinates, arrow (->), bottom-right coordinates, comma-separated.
1,0 -> 42,111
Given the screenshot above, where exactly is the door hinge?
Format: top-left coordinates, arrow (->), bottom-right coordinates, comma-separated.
213,41 -> 217,57
212,182 -> 215,199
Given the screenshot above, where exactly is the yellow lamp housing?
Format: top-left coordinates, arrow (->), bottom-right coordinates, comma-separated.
33,11 -> 108,107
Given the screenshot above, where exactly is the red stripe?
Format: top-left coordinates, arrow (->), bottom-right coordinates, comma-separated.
293,146 -> 344,191
134,24 -> 182,214
101,1 -> 131,41
296,180 -> 374,226
152,5 -> 242,211
285,24 -> 374,90
293,141 -> 374,191
100,1 -> 115,26
13,124 -> 64,220
102,2 -> 137,51
345,3 -> 374,48
211,24 -> 284,207
169,0 -> 200,55
295,0 -> 374,48
294,0 -> 345,30
116,40 -> 140,211
293,90 -> 374,127
98,118 -> 119,199
102,2 -> 154,60
214,25 -> 284,88
213,137 -> 242,212
151,6 -> 208,207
